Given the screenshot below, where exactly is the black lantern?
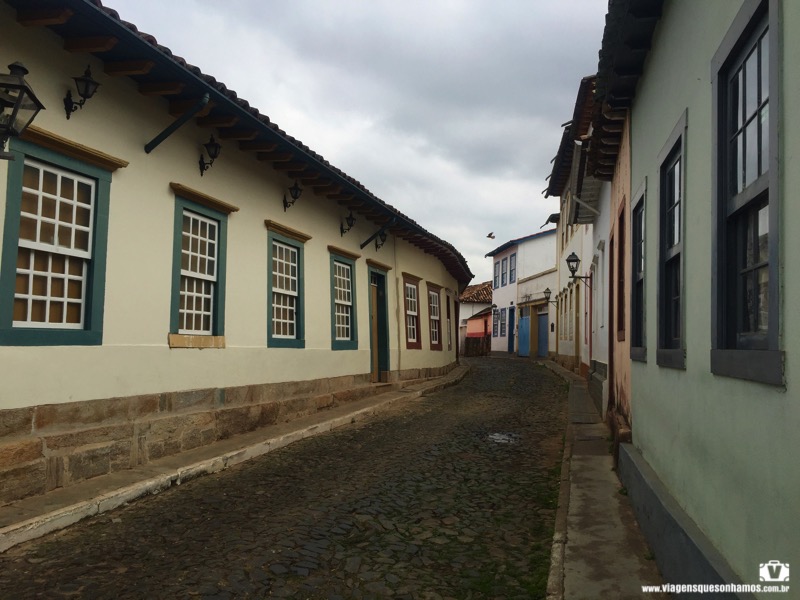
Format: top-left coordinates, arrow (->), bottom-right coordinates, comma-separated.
0,62 -> 45,160
565,252 -> 592,287
375,230 -> 388,250
199,135 -> 221,176
340,210 -> 356,236
542,287 -> 557,305
283,180 -> 303,211
63,65 -> 100,119
566,252 -> 580,277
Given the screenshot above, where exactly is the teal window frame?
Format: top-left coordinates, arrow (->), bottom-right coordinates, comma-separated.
268,230 -> 305,348
169,197 -> 228,337
0,139 -> 110,346
330,251 -> 357,350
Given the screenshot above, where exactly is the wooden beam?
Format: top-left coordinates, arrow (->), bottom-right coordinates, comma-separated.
298,172 -> 322,182
139,81 -> 185,96
64,36 -> 118,53
196,114 -> 239,128
239,141 -> 277,152
257,151 -> 292,161
17,8 -> 73,26
104,60 -> 155,76
217,128 -> 258,141
168,98 -> 213,117
328,193 -> 355,201
273,161 -> 307,172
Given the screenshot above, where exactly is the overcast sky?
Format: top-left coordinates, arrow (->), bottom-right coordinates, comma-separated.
108,0 -> 608,283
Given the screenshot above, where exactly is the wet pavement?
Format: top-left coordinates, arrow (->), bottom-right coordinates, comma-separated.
0,357 -> 567,599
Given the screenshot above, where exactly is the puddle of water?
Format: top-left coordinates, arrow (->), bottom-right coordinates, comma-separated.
487,432 -> 519,444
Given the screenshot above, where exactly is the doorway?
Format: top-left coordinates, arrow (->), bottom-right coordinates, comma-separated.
369,269 -> 389,383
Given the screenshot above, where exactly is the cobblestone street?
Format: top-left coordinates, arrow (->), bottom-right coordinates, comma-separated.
0,358 -> 568,600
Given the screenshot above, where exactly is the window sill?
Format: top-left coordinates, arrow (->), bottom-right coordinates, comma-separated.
711,349 -> 785,386
332,340 -> 358,351
269,337 -> 305,349
0,327 -> 102,346
169,334 -> 225,349
630,347 -> 647,363
656,348 -> 685,370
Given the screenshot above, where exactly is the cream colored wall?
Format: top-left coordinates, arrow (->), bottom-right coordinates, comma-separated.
630,0 -> 799,584
0,10 -> 461,408
391,240 -> 460,370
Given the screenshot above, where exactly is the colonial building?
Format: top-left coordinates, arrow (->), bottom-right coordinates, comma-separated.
485,229 -> 555,355
545,76 -> 608,405
0,0 -> 472,505
596,0 -> 799,589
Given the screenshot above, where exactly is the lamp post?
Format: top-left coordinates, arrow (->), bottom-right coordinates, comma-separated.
0,62 -> 45,160
542,287 -> 558,305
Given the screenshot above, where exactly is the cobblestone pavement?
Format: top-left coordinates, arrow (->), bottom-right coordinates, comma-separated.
0,358 -> 567,600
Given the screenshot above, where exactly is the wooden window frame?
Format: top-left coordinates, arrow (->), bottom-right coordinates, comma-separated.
710,0 -> 783,385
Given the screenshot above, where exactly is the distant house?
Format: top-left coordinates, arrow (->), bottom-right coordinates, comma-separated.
458,281 -> 492,354
463,306 -> 493,357
0,0 -> 472,505
485,230 -> 556,355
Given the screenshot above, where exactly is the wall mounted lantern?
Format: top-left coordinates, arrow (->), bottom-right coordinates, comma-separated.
283,180 -> 302,211
198,135 -> 221,176
340,211 -> 356,236
63,65 -> 99,120
375,230 -> 388,250
0,62 -> 45,160
542,288 -> 558,305
565,252 -> 592,288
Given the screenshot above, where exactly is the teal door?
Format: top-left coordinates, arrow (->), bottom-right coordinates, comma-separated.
537,313 -> 549,357
518,316 -> 530,357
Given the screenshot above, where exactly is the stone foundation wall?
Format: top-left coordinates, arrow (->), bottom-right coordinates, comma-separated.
0,362 -> 458,506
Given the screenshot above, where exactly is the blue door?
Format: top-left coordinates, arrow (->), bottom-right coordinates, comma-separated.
507,307 -> 516,353
518,316 -> 530,357
537,313 -> 549,357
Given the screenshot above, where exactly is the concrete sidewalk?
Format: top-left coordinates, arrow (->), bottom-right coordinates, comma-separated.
544,360 -> 666,599
0,366 -> 469,554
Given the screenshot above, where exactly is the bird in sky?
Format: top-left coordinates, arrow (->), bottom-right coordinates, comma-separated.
487,232 -> 495,239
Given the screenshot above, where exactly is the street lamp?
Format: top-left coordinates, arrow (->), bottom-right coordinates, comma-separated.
0,62 -> 45,160
542,287 -> 557,305
565,252 -> 592,288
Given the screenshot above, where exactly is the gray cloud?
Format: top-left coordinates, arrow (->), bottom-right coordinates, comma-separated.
109,0 -> 606,281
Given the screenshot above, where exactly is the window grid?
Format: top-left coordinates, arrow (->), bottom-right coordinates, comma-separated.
500,307 -> 507,337
334,260 -> 352,340
272,241 -> 299,338
660,148 -> 683,351
510,253 -> 517,283
429,290 -> 440,346
501,258 -> 508,287
726,19 -> 771,350
405,283 -> 418,343
493,261 -> 500,288
14,160 -> 95,329
179,210 -> 218,334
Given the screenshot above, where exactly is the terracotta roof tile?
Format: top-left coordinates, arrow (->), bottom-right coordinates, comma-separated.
459,281 -> 493,304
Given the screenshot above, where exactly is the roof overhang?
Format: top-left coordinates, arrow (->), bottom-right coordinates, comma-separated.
4,0 -> 474,283
589,0 -> 663,180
